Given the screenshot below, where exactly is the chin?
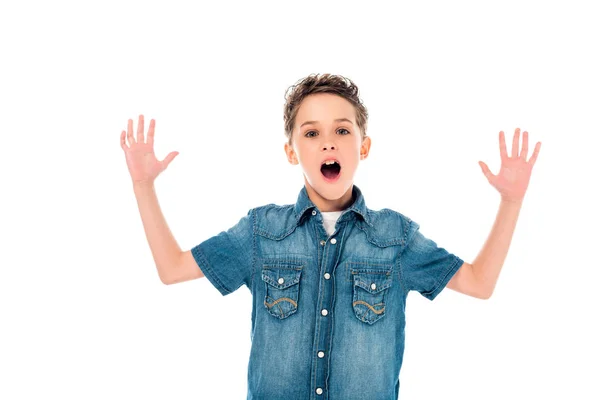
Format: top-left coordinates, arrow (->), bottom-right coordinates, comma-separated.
307,176 -> 353,200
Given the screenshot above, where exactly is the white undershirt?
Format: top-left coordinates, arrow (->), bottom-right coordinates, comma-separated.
321,211 -> 343,236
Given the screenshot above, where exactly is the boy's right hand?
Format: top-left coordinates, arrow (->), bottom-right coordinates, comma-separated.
120,115 -> 179,186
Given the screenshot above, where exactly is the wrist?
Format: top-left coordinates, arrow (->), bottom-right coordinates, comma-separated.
499,197 -> 524,212
133,180 -> 155,192
500,194 -> 524,206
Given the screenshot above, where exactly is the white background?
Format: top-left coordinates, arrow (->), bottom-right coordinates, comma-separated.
1,1 -> 599,399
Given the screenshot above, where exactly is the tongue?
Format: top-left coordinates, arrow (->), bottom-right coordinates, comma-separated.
321,164 -> 340,179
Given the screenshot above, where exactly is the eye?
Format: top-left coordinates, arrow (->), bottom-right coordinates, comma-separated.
337,128 -> 350,135
305,130 -> 318,138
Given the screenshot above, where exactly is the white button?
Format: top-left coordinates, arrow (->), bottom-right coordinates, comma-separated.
321,309 -> 328,316
320,240 -> 326,246
316,388 -> 323,395
318,351 -> 325,358
324,273 -> 331,280
312,210 -> 317,216
278,278 -> 285,284
330,238 -> 337,244
371,283 -> 377,290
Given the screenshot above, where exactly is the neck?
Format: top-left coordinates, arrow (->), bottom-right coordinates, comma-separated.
304,179 -> 354,212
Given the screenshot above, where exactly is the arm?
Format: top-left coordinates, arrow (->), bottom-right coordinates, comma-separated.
447,199 -> 522,299
133,182 -> 204,284
447,128 -> 541,299
121,115 -> 203,284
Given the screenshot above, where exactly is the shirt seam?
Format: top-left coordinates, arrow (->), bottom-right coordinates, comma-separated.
250,208 -> 257,291
424,255 -> 464,300
191,245 -> 231,296
397,219 -> 415,293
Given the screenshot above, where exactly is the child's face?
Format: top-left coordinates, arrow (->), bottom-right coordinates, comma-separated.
284,93 -> 371,211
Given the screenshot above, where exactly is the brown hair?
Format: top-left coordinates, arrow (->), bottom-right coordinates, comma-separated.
283,73 -> 369,144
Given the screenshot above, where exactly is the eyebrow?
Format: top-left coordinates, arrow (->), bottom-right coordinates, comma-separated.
299,118 -> 354,128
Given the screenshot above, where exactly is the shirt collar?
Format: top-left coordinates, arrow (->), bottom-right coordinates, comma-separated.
294,185 -> 372,227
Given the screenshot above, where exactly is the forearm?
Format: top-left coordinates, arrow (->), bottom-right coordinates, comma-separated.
472,198 -> 523,297
133,182 -> 182,283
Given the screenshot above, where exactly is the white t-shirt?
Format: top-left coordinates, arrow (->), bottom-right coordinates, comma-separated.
321,211 -> 343,236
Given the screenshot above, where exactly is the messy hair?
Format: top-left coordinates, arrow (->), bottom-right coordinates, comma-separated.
283,73 -> 369,144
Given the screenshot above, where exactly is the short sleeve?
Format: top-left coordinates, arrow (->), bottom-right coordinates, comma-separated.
400,222 -> 464,300
190,210 -> 254,296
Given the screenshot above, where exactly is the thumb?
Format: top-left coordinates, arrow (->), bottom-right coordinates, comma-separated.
162,151 -> 179,169
479,161 -> 494,183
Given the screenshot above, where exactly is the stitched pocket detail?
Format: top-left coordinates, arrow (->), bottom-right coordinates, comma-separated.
351,269 -> 392,325
262,266 -> 303,319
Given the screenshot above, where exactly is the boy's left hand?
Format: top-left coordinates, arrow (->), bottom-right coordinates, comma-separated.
479,128 -> 541,203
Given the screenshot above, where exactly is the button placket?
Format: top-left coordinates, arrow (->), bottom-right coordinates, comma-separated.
315,238 -> 337,396
312,223 -> 346,398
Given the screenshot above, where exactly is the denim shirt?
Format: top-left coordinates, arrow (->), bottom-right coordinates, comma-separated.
191,185 -> 464,400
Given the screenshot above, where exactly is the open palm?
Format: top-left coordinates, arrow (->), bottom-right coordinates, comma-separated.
120,115 -> 178,185
479,128 -> 541,203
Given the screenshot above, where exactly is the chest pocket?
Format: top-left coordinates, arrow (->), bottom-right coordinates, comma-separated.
262,266 -> 303,319
351,268 -> 393,325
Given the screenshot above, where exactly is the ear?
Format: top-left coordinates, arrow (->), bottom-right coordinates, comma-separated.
284,142 -> 299,165
359,136 -> 372,160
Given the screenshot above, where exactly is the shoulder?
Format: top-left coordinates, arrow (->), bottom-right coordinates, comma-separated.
250,203 -> 298,240
361,208 -> 420,248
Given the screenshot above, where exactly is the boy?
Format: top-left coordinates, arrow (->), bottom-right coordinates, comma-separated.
121,73 -> 541,399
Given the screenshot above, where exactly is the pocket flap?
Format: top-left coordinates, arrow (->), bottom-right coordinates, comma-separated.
262,267 -> 302,289
352,271 -> 392,294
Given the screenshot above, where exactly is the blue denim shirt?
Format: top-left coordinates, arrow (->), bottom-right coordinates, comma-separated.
191,185 -> 464,400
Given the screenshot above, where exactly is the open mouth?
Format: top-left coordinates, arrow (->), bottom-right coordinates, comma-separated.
320,160 -> 341,181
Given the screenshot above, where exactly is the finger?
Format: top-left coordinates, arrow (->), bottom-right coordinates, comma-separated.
528,141 -> 541,166
127,119 -> 135,146
137,114 -> 145,143
479,161 -> 495,183
520,131 -> 529,160
499,131 -> 508,160
511,127 -> 520,158
162,151 -> 179,169
120,130 -> 128,150
147,119 -> 155,147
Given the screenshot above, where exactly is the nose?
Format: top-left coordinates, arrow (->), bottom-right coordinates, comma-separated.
321,139 -> 336,151
321,131 -> 337,151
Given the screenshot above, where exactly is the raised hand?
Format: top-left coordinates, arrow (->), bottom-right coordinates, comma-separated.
120,115 -> 179,185
479,128 -> 541,203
